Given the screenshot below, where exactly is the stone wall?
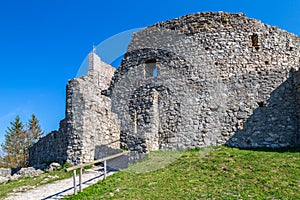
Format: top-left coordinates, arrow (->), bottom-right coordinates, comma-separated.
109,12 -> 300,152
65,64 -> 120,165
292,71 -> 300,145
30,52 -> 120,166
30,12 -> 299,167
29,120 -> 68,165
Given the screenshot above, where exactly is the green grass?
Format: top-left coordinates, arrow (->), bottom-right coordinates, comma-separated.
0,165 -> 74,199
66,146 -> 300,200
123,150 -> 184,173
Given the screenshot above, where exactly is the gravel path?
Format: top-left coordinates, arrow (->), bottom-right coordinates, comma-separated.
5,167 -> 114,200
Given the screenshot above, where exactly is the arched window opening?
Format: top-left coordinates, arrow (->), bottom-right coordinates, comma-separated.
144,59 -> 158,78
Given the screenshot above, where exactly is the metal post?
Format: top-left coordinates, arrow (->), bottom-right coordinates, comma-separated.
73,170 -> 77,195
79,168 -> 83,192
104,160 -> 107,179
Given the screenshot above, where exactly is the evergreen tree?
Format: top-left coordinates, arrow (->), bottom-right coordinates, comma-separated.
1,114 -> 44,168
27,114 -> 43,144
0,155 -> 3,167
1,116 -> 28,168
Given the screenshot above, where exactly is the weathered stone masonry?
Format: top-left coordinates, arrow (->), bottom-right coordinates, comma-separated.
109,12 -> 300,152
30,12 -> 299,166
30,51 -> 120,166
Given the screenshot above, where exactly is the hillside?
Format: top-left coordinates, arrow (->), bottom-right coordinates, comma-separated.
66,146 -> 300,199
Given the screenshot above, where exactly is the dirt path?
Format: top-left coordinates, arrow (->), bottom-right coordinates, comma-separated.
5,167 -> 114,200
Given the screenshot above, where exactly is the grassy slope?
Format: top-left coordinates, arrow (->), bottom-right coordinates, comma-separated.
66,146 -> 300,200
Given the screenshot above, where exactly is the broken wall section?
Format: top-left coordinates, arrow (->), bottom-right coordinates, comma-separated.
30,52 -> 120,166
65,52 -> 120,165
29,120 -> 68,166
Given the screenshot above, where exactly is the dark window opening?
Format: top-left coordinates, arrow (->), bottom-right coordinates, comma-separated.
144,59 -> 158,78
251,33 -> 259,49
145,59 -> 156,64
257,101 -> 264,107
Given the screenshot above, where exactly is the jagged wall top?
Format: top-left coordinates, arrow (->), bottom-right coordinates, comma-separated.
88,48 -> 102,72
151,12 -> 295,36
88,50 -> 116,90
109,12 -> 299,93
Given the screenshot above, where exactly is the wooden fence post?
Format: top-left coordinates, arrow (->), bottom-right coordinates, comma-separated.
65,151 -> 130,195
104,160 -> 107,179
79,168 -> 83,192
73,170 -> 77,195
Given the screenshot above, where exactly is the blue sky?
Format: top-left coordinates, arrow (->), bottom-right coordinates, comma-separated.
0,0 -> 299,150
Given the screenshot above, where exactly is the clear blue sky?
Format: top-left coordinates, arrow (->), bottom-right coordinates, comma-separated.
0,0 -> 299,149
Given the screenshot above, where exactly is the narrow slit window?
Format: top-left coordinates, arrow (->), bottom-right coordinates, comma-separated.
251,33 -> 259,49
144,59 -> 158,78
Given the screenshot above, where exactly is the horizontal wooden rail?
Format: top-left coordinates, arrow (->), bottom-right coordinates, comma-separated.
65,151 -> 130,195
65,151 -> 129,172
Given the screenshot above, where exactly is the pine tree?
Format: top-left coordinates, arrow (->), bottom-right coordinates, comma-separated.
1,114 -> 44,168
27,114 -> 43,145
1,116 -> 28,168
0,155 -> 3,167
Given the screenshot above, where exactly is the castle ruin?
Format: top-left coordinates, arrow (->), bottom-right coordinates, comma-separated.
29,12 -> 300,166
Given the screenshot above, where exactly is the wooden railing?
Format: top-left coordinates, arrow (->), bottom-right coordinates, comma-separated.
65,151 -> 130,194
